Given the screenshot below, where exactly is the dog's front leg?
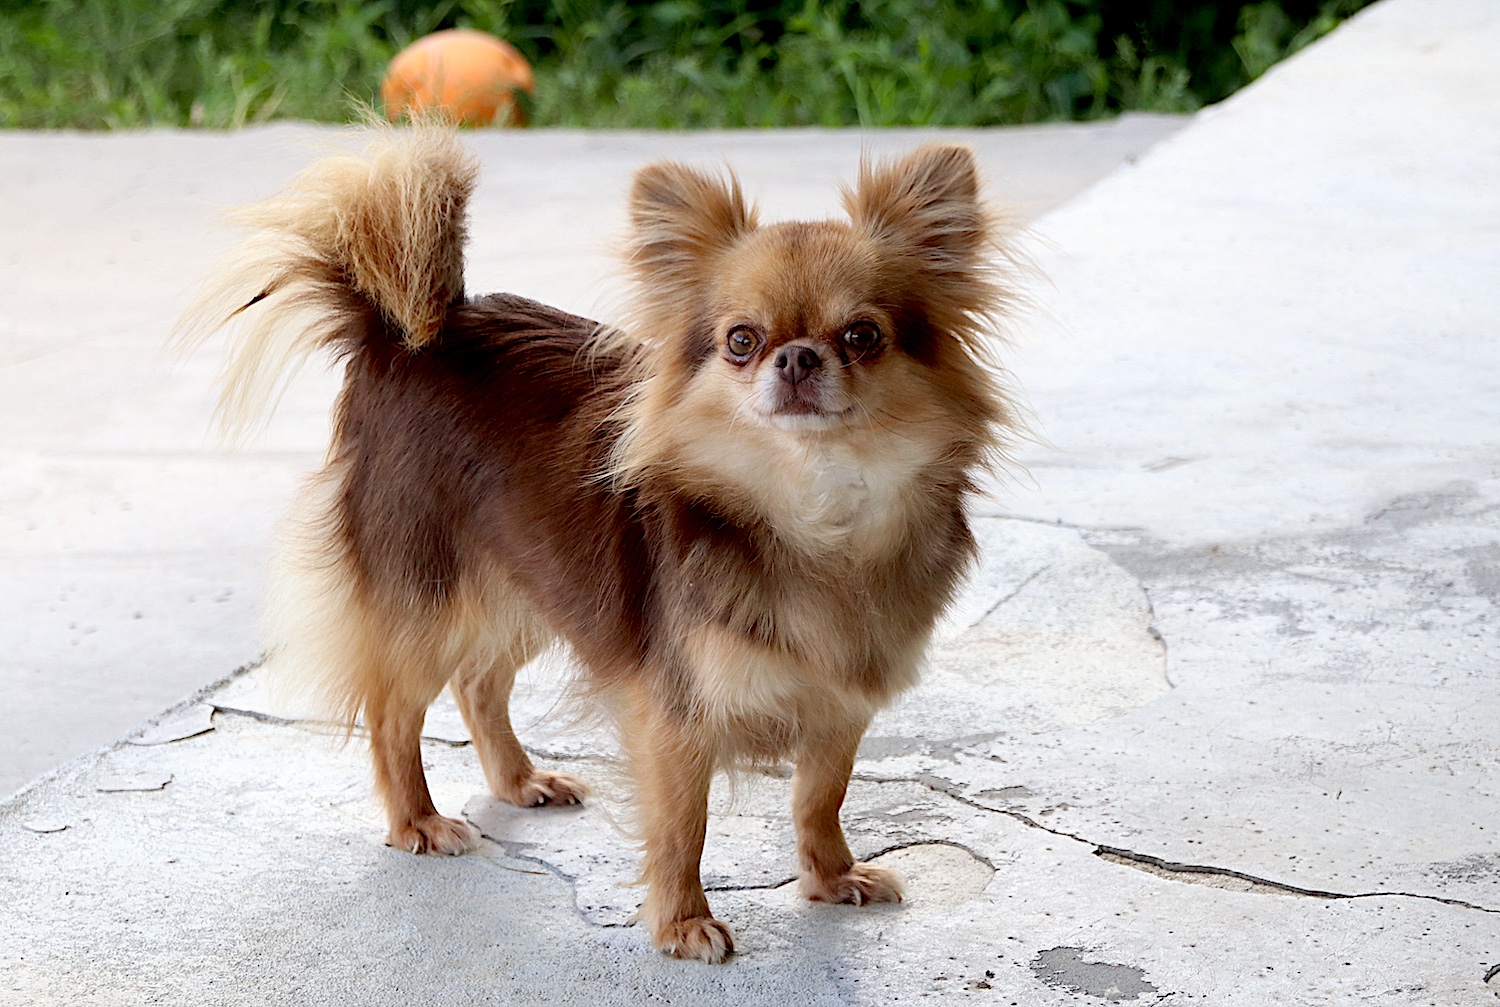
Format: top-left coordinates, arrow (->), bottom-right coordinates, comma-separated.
621,683 -> 734,963
793,714 -> 904,905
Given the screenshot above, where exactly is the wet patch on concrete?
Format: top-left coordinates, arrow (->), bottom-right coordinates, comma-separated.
1030,946 -> 1159,1001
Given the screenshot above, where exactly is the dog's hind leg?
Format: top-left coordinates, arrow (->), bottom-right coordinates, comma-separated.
264,469 -> 474,856
450,624 -> 586,808
365,649 -> 477,856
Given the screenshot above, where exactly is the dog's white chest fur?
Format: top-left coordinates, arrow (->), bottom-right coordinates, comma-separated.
681,441 -> 930,725
671,428 -> 924,550
771,441 -> 924,553
795,448 -> 872,529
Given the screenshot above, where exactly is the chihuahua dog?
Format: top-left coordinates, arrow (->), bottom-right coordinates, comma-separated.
183,127 -> 1015,963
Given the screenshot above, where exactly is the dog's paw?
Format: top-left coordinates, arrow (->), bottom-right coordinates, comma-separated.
387,813 -> 476,856
652,916 -> 736,964
800,862 -> 904,906
498,770 -> 588,808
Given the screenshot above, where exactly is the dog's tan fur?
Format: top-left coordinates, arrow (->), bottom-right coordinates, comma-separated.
181,125 -> 1016,962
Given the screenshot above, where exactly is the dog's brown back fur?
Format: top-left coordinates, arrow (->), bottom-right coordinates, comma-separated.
335,295 -> 643,674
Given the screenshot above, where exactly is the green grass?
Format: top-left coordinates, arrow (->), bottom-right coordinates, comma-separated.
0,1 -> 1371,130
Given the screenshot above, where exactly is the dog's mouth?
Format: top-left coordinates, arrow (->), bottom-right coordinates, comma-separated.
764,396 -> 856,431
769,382 -> 843,416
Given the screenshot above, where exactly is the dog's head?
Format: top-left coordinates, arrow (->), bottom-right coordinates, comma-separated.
614,145 -> 1016,537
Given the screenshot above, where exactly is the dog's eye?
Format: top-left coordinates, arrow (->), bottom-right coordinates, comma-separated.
843,323 -> 882,352
725,326 -> 760,359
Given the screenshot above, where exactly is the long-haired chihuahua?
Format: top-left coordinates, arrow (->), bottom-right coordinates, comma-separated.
182,126 -> 1016,963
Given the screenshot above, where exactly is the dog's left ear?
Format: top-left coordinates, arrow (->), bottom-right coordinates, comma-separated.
843,144 -> 986,267
629,161 -> 757,291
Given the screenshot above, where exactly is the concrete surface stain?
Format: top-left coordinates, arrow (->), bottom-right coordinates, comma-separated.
856,732 -> 1005,762
973,785 -> 1035,802
1030,946 -> 1159,1001
1461,543 -> 1500,602
1425,852 -> 1500,884
1365,482 -> 1482,531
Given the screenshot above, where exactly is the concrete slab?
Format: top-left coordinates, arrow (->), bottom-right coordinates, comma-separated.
2,706 -> 1490,1005
4,0 -> 1500,1002
958,0 -> 1500,917
0,113 -> 1186,799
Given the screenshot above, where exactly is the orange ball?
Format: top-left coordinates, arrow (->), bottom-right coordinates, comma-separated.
382,29 -> 534,127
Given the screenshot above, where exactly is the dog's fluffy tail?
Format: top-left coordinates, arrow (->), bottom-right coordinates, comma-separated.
178,125 -> 477,436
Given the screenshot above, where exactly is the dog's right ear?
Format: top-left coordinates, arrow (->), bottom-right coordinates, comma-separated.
628,162 -> 757,290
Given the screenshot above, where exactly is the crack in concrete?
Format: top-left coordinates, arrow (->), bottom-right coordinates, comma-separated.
974,565 -> 1049,625
702,838 -> 998,894
985,512 -> 1147,536
1095,846 -> 1500,915
466,828 -> 636,930
209,703 -> 625,768
855,770 -> 1100,847
209,701 -> 629,768
184,702 -> 1500,943
210,704 -> 333,731
857,772 -> 1500,917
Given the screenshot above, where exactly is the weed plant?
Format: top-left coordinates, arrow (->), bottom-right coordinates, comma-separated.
0,0 -> 1370,129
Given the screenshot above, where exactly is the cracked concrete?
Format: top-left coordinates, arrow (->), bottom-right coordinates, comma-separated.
3,709 -> 1492,1004
4,0 -> 1500,1002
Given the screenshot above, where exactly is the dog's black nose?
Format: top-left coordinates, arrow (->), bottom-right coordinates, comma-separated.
774,345 -> 821,385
